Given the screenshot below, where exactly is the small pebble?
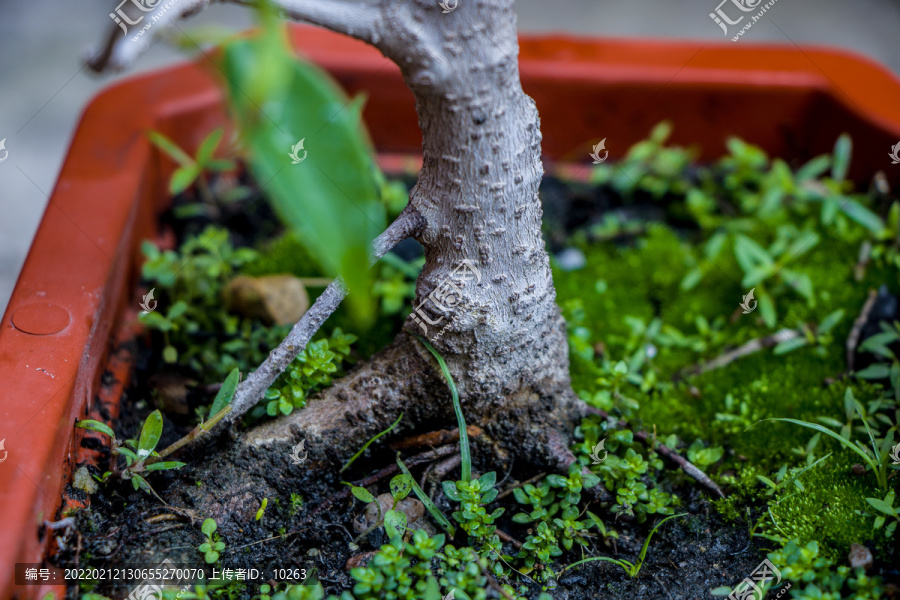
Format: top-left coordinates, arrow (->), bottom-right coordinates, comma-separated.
848,543 -> 873,570
554,248 -> 586,271
307,548 -> 319,557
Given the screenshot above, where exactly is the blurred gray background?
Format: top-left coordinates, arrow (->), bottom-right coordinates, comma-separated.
1,0 -> 900,315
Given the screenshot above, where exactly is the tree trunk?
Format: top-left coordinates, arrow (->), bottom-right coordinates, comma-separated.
246,0 -> 582,471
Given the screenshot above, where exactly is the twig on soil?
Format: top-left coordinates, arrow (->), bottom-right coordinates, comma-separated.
475,557 -> 514,600
581,405 -> 726,499
496,529 -> 523,550
676,328 -> 803,380
846,288 -> 878,371
310,444 -> 457,518
389,426 -> 483,451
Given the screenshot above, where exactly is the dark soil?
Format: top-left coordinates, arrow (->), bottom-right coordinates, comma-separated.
56,172 -> 796,600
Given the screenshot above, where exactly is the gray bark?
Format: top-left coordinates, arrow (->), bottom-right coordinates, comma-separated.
90,0 -> 581,465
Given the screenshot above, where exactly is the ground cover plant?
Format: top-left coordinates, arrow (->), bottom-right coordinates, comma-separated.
56,1 -> 900,599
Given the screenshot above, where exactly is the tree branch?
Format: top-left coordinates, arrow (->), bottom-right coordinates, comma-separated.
86,0 -> 211,72
225,205 -> 424,422
232,0 -> 384,45
87,0 -> 384,73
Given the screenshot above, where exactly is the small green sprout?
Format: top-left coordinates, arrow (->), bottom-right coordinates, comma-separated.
256,498 -> 268,521
199,518 -> 226,564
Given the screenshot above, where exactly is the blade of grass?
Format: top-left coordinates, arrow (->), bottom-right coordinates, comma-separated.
558,556 -> 634,578
632,513 -> 687,576
415,335 -> 471,482
341,412 -> 404,473
396,453 -> 456,536
756,419 -> 874,467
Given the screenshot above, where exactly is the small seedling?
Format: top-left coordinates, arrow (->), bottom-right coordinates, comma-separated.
256,498 -> 268,521
148,127 -> 239,212
199,518 -> 226,563
558,513 -> 687,578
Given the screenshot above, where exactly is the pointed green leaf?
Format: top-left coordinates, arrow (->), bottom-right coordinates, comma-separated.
76,420 -> 115,439
137,410 -> 163,459
210,368 -> 240,416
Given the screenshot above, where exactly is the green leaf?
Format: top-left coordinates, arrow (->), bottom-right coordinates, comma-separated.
148,130 -> 194,166
734,235 -> 774,273
349,485 -> 376,504
478,471 -> 497,490
856,364 -> 890,379
144,461 -> 186,471
841,198 -> 884,233
137,410 -> 163,459
163,345 -> 178,363
256,497 -> 268,520
818,310 -> 844,334
442,481 -> 462,502
396,455 -> 456,536
76,419 -> 115,439
202,518 -> 217,536
210,368 -> 240,416
384,509 -> 406,540
390,473 -> 412,502
220,26 -> 384,325
758,290 -> 776,328
831,133 -> 852,182
196,128 -> 225,165
710,586 -> 734,596
170,165 -> 201,195
774,335 -> 808,355
866,496 -> 897,517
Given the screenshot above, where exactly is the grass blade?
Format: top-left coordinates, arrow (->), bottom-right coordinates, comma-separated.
396,454 -> 456,536
759,418 -> 874,466
341,412 -> 403,473
633,513 -> 687,576
415,335 -> 471,482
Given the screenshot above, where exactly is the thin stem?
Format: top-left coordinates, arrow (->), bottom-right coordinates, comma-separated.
144,405 -> 232,466
341,413 -> 404,473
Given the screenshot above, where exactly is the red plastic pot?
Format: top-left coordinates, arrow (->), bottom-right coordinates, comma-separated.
2,25 -> 900,598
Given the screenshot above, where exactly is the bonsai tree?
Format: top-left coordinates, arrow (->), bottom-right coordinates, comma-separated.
92,0 -> 583,473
